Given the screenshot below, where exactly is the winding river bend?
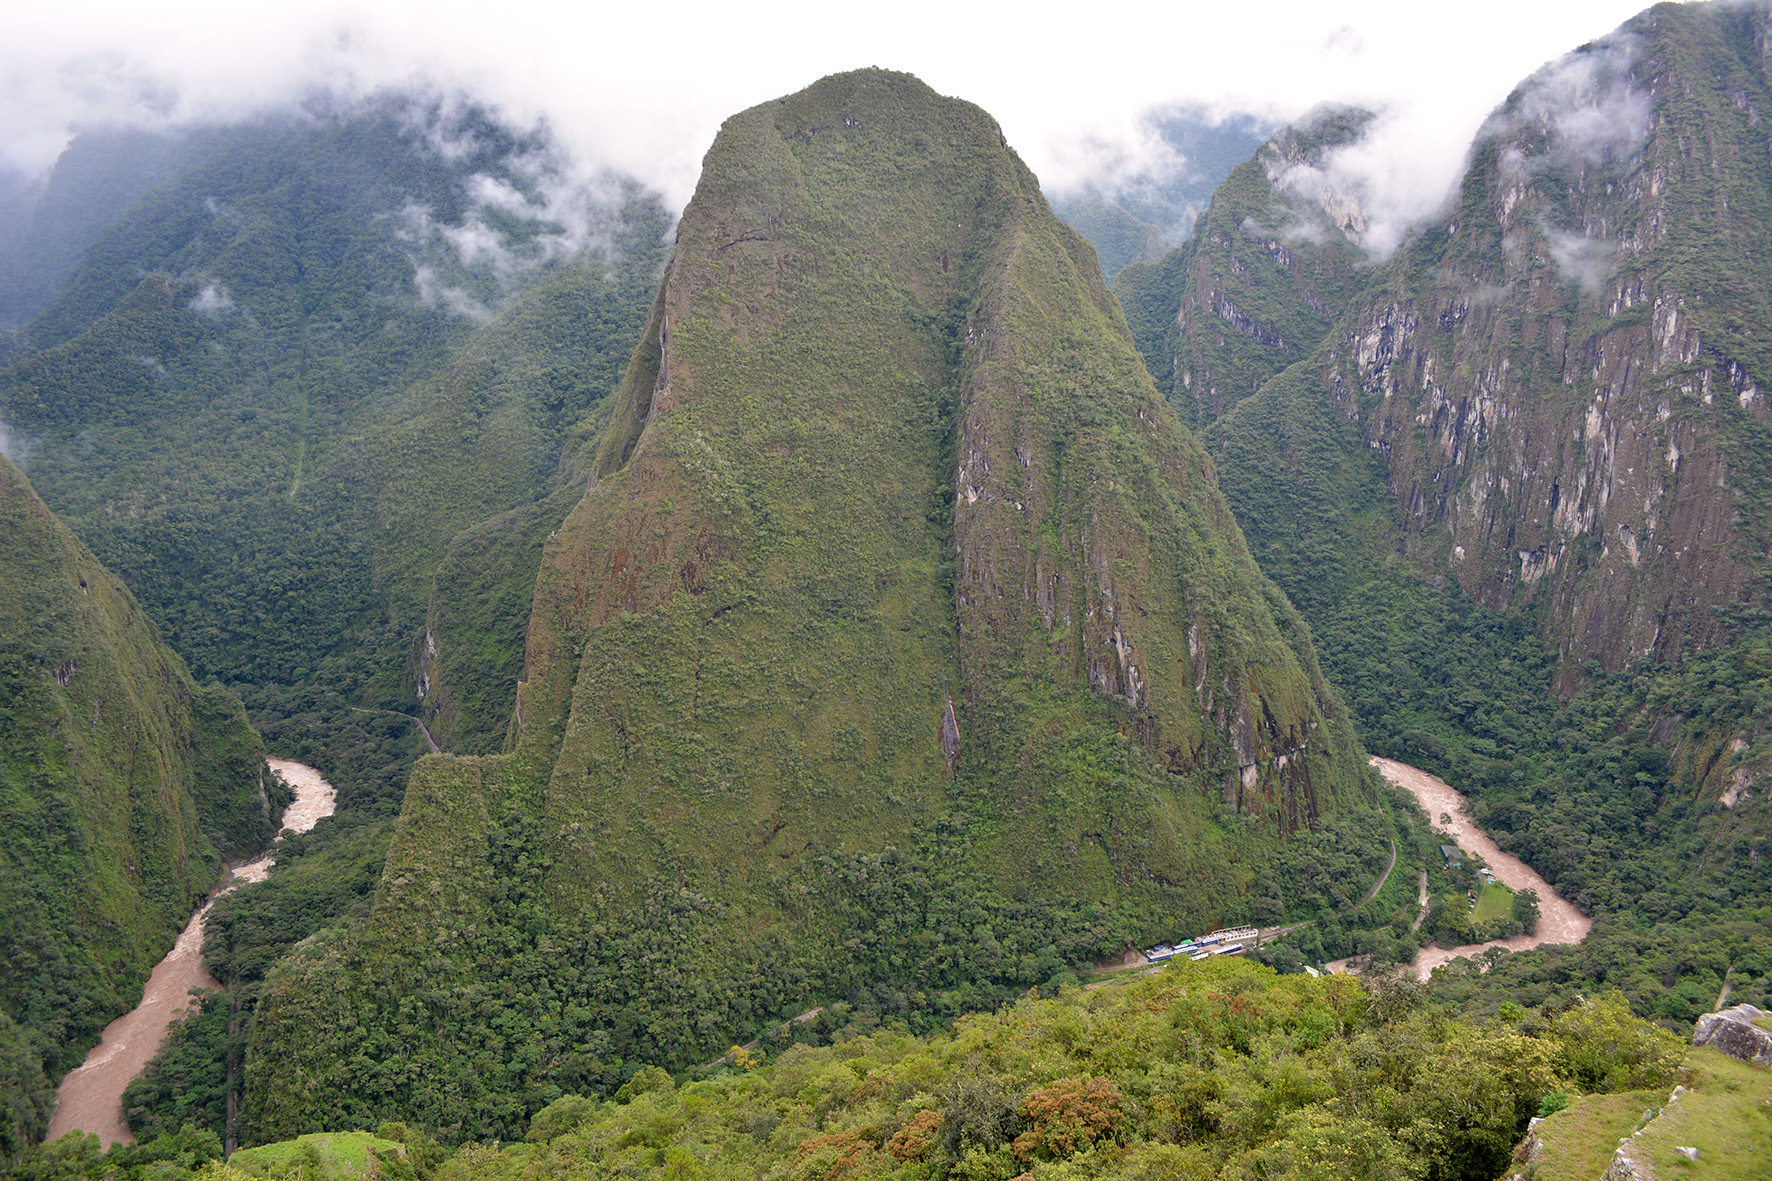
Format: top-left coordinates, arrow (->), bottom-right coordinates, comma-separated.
1369,757 -> 1592,981
45,758 -> 335,1148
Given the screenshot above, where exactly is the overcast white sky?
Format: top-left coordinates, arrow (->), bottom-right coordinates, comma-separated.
1,0 -> 1661,222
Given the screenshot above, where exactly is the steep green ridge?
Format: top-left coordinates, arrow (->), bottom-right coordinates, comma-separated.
0,99 -> 670,788
1113,106 -> 1373,431
0,454 -> 273,1162
236,69 -> 1376,1144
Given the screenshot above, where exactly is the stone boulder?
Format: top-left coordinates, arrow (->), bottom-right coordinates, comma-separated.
1692,1003 -> 1772,1067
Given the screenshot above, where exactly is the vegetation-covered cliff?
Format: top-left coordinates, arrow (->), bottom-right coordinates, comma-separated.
0,453 -> 272,1162
233,69 -> 1381,1143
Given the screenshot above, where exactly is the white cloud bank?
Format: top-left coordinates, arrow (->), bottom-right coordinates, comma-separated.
1,0 -> 1655,242
0,417 -> 36,466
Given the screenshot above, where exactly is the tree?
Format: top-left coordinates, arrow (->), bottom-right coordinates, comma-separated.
1013,1076 -> 1124,1160
1549,993 -> 1683,1092
1513,889 -> 1540,935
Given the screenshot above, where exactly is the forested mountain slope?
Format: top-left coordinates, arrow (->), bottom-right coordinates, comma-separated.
0,96 -> 671,798
1117,0 -> 1772,1023
0,93 -> 673,1161
0,129 -> 215,342
0,454 -> 273,1163
234,68 -> 1383,1144
1114,106 -> 1374,431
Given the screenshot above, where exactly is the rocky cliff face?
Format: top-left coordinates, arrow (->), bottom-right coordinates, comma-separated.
1130,3 -> 1772,694
1316,4 -> 1772,691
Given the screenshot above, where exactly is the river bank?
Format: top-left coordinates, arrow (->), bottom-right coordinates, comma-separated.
1364,756 -> 1591,981
44,759 -> 336,1148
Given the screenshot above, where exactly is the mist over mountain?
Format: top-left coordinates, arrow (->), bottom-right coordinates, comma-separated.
0,91 -> 671,790
1047,106 -> 1275,282
1118,0 -> 1772,1045
2,2 -> 1771,1178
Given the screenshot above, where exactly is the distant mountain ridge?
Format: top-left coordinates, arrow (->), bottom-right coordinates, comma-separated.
1051,105 -> 1275,283
0,95 -> 672,785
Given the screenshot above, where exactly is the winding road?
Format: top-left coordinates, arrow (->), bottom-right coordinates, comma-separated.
44,759 -> 336,1147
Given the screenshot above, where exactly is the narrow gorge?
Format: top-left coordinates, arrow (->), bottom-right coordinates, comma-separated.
44,761 -> 336,1147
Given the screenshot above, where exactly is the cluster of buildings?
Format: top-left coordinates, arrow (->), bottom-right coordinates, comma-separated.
1144,925 -> 1260,963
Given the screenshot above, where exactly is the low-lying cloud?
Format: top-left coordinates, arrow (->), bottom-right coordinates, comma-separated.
1249,24 -> 1650,262
386,98 -> 649,319
2,1 -> 1654,262
1041,103 -> 1277,244
1543,223 -> 1617,293
0,417 -> 36,467
1501,33 -> 1650,168
189,281 -> 233,317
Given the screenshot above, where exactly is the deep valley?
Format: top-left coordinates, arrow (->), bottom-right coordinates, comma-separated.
3,3 -> 1771,1178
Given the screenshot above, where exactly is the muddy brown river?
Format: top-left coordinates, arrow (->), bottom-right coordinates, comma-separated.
45,758 -> 335,1147
1364,756 -> 1591,980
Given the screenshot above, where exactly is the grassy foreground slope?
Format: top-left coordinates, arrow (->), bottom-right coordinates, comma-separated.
238,69 -> 1376,1143
22,960 -> 1713,1181
1516,1046 -> 1770,1181
0,454 -> 273,1162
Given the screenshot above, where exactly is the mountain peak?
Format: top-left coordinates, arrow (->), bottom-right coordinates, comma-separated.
245,69 -> 1374,1135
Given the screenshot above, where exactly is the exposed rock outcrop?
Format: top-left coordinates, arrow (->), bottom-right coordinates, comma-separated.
1693,1003 -> 1772,1066
1316,4 -> 1772,693
1601,1138 -> 1656,1181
